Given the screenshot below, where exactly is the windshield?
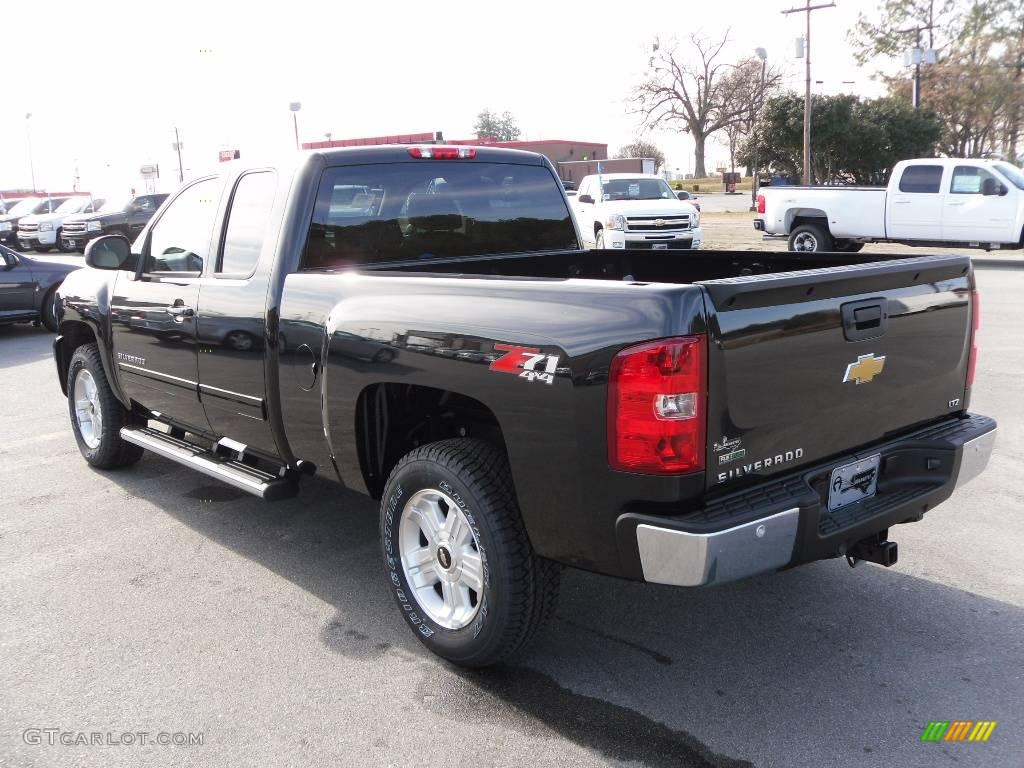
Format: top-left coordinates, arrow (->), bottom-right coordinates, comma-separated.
8,198 -> 44,216
98,195 -> 132,213
303,161 -> 577,268
599,178 -> 675,201
994,162 -> 1024,191
0,198 -> 24,213
55,197 -> 92,214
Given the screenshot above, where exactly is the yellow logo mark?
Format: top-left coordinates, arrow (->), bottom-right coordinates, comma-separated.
843,353 -> 886,385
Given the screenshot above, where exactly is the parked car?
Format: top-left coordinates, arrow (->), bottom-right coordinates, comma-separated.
60,193 -> 169,252
0,197 -> 26,215
561,179 -> 576,191
675,189 -> 701,212
573,173 -> 702,250
755,158 -> 1024,252
0,243 -> 79,330
0,197 -> 71,246
17,196 -> 104,252
54,145 -> 994,667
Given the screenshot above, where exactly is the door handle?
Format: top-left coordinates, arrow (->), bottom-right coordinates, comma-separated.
947,201 -> 965,206
892,200 -> 911,205
167,304 -> 194,318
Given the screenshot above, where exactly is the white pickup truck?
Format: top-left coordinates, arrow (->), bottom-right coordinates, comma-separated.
573,173 -> 702,250
755,158 -> 1024,253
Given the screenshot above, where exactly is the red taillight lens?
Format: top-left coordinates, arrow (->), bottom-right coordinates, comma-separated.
756,194 -> 765,214
407,146 -> 476,159
608,336 -> 707,474
967,288 -> 980,386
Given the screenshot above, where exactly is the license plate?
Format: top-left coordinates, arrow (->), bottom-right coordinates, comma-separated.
67,239 -> 76,247
828,454 -> 881,511
652,243 -> 668,250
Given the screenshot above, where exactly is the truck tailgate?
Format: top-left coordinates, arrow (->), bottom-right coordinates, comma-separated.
698,255 -> 974,490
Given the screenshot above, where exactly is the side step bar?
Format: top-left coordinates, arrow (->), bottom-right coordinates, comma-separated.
120,426 -> 297,501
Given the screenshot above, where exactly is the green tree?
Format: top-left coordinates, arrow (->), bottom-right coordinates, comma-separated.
851,0 -> 1023,159
615,139 -> 666,171
473,109 -> 521,142
739,93 -> 942,184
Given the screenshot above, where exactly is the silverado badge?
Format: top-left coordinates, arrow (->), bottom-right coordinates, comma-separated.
843,353 -> 886,385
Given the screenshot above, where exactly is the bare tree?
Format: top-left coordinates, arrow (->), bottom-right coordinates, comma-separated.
615,139 -> 666,171
632,32 -> 783,177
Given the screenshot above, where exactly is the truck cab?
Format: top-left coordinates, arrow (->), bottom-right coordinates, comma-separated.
573,173 -> 702,250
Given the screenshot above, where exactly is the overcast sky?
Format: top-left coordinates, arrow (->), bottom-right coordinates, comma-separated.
2,0 -> 898,195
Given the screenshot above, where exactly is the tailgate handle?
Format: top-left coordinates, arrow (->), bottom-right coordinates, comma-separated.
842,299 -> 888,342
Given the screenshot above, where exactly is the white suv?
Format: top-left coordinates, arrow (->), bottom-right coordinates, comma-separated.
572,173 -> 702,250
18,196 -> 103,252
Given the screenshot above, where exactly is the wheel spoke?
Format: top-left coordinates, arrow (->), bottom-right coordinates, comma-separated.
444,508 -> 470,546
441,580 -> 471,617
410,501 -> 443,542
459,551 -> 484,593
405,547 -> 438,589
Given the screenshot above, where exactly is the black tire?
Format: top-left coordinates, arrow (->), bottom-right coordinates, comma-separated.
380,439 -> 559,667
56,228 -> 72,253
67,343 -> 144,469
833,240 -> 864,253
225,330 -> 255,351
372,348 -> 395,364
788,222 -> 833,253
595,228 -> 605,249
41,285 -> 59,332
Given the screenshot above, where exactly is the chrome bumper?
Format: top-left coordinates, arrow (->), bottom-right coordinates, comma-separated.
634,425 -> 997,587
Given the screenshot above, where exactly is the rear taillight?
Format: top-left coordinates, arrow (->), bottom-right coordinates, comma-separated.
756,194 -> 765,214
408,146 -> 476,159
967,288 -> 980,387
608,336 -> 707,474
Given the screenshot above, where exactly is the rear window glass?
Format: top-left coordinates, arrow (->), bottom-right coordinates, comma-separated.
898,165 -> 943,193
302,161 -> 576,269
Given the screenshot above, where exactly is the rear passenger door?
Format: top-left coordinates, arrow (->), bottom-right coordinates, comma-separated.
886,164 -> 946,241
196,170 -> 280,455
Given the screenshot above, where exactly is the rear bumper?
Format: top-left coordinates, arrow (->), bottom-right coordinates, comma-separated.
617,414 -> 997,587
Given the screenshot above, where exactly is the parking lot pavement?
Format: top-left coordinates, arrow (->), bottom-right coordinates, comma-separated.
1,269 -> 1021,768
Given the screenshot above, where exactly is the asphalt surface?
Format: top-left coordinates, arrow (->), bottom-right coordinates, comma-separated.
1,266 -> 1022,768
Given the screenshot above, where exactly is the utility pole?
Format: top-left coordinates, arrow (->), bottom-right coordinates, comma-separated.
897,1 -> 936,110
172,127 -> 184,183
750,47 -> 768,211
783,1 -> 835,185
289,102 -> 302,150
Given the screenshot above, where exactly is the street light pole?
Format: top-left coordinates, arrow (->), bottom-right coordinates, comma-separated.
289,102 -> 302,150
25,113 -> 37,193
783,0 -> 835,185
750,48 -> 768,212
172,127 -> 184,183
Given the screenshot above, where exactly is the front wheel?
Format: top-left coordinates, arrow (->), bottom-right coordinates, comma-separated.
67,344 -> 144,469
595,229 -> 605,249
380,439 -> 560,667
41,286 -> 59,332
788,222 -> 833,253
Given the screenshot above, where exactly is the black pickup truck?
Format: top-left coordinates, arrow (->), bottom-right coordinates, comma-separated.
53,145 -> 996,666
59,193 -> 169,252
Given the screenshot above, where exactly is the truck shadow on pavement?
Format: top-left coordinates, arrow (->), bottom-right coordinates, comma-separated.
104,460 -> 1022,768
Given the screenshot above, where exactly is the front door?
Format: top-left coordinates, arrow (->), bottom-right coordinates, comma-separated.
110,177 -> 222,432
886,163 -> 946,241
943,165 -> 1020,244
0,248 -> 35,317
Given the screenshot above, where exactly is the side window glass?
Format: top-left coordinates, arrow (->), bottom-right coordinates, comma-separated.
145,178 -> 219,273
898,165 -> 943,194
950,166 -> 996,195
218,171 -> 277,275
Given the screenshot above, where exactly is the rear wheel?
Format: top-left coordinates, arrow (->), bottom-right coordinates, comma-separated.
788,222 -> 833,253
380,439 -> 559,667
67,344 -> 144,469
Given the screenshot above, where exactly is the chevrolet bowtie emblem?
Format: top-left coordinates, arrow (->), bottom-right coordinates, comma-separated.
843,353 -> 886,385
654,219 -> 665,227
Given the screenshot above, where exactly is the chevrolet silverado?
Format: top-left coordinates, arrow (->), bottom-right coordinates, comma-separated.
54,145 -> 996,666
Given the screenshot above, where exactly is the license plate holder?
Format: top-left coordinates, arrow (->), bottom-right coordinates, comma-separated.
67,239 -> 76,247
652,243 -> 668,250
828,454 -> 881,511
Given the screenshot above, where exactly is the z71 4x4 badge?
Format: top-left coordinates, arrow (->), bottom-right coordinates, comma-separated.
490,344 -> 560,385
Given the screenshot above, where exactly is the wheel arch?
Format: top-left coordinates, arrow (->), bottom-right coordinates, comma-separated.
785,207 -> 830,235
354,382 -> 507,500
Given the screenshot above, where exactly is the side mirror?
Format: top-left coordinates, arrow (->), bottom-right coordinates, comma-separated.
85,235 -> 133,270
981,178 -> 998,196
578,194 -> 594,204
676,191 -> 689,200
999,183 -> 1008,196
